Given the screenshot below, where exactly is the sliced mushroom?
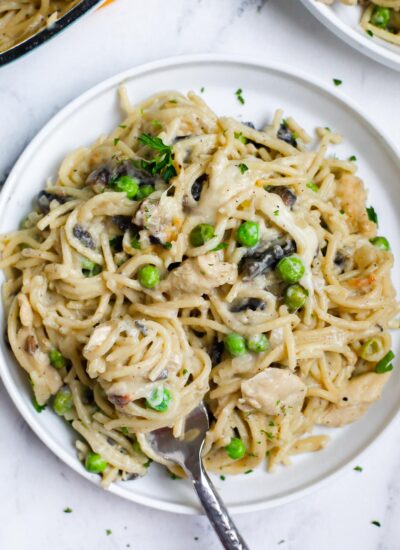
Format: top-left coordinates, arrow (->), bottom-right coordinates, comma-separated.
111,215 -> 140,233
230,297 -> 265,313
73,224 -> 96,249
191,174 -> 207,202
37,190 -> 70,214
239,238 -> 296,280
86,166 -> 111,193
267,186 -> 297,209
277,123 -> 297,147
209,338 -> 224,367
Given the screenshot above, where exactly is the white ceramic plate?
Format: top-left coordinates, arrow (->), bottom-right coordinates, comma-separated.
299,0 -> 400,71
0,55 -> 399,515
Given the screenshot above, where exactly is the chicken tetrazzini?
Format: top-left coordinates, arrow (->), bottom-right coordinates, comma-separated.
320,0 -> 400,45
1,89 -> 397,485
0,0 -> 81,54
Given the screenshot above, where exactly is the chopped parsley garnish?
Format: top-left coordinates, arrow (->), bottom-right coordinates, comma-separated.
162,242 -> 172,250
106,529 -> 112,536
367,29 -> 374,37
121,427 -> 130,435
333,79 -> 343,87
234,131 -> 248,144
354,465 -> 363,472
118,124 -> 127,129
32,396 -> 46,413
238,163 -> 249,174
307,182 -> 319,193
340,209 -> 345,215
324,127 -> 331,132
200,87 -> 205,93
220,475 -> 226,481
244,469 -> 253,474
170,473 -> 180,480
63,507 -> 73,513
138,133 -> 176,182
235,88 -> 245,105
366,206 -> 378,225
273,210 -> 279,216
371,520 -> 381,527
114,138 -> 120,146
181,368 -> 188,376
348,155 -> 357,161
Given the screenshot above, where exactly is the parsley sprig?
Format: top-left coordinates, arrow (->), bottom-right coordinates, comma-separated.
138,134 -> 176,182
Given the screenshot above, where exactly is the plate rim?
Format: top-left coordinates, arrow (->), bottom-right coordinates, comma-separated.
299,0 -> 400,71
0,53 -> 399,515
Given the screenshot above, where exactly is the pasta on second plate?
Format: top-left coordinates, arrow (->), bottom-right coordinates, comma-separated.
0,0 -> 80,53
0,89 -> 397,486
320,0 -> 400,45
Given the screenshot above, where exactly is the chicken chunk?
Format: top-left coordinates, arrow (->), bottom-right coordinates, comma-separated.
336,175 -> 376,237
133,196 -> 182,243
166,252 -> 237,295
319,372 -> 390,427
241,367 -> 307,415
17,327 -> 63,405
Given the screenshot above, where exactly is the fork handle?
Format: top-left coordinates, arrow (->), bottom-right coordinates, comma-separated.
191,462 -> 250,550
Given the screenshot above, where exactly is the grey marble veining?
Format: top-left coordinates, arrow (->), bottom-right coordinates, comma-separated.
0,1 -> 399,549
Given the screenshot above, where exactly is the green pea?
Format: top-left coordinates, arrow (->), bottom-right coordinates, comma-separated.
189,224 -> 215,247
131,236 -> 141,250
137,264 -> 160,288
375,350 -> 394,373
85,452 -> 108,474
112,175 -> 139,199
370,236 -> 390,251
146,386 -> 172,412
235,221 -> 260,248
276,255 -> 305,284
224,333 -> 247,357
49,349 -> 66,370
225,438 -> 246,460
81,258 -> 102,277
360,338 -> 380,360
136,184 -> 155,200
371,6 -> 391,28
284,284 -> 308,311
53,387 -> 73,416
247,333 -> 269,353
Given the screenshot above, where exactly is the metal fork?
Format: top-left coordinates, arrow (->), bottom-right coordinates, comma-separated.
146,403 -> 250,550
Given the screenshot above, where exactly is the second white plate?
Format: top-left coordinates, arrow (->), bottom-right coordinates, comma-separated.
300,0 -> 400,71
0,54 -> 399,514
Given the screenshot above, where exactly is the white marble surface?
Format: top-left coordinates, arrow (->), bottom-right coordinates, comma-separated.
0,1 -> 400,549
